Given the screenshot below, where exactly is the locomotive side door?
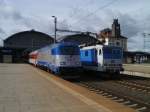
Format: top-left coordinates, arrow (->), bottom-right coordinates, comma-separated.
97,48 -> 103,71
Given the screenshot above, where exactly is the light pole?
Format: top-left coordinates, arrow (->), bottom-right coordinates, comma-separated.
52,16 -> 57,43
143,33 -> 146,52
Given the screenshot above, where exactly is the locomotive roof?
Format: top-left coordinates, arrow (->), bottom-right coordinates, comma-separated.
81,44 -> 122,50
51,42 -> 78,47
29,50 -> 38,55
81,45 -> 102,50
30,42 -> 78,53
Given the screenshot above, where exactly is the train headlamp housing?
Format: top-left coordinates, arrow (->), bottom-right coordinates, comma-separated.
75,62 -> 81,65
60,62 -> 66,65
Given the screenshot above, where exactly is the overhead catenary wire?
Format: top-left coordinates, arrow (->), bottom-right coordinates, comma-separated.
54,0 -> 119,37
71,0 -> 119,27
69,0 -> 102,18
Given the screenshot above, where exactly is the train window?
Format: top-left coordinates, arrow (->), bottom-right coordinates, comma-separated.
95,50 -> 97,55
103,48 -> 112,54
51,49 -> 53,54
112,50 -> 116,54
85,51 -> 88,56
112,50 -> 115,54
112,49 -> 121,54
116,50 -> 121,54
60,46 -> 79,55
116,42 -> 120,46
51,49 -> 56,54
99,49 -> 101,55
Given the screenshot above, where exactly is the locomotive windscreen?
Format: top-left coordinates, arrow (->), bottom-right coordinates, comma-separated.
60,46 -> 79,55
103,47 -> 122,59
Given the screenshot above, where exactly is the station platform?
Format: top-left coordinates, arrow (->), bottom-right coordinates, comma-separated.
123,64 -> 150,78
0,64 -> 135,112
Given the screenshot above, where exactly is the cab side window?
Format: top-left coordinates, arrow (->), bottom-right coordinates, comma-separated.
85,51 -> 88,56
51,49 -> 54,54
95,50 -> 97,55
99,49 -> 101,55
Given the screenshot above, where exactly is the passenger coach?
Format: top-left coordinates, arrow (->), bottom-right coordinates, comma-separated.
29,50 -> 38,65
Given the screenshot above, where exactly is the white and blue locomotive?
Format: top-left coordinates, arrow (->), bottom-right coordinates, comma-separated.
80,44 -> 124,74
30,42 -> 82,77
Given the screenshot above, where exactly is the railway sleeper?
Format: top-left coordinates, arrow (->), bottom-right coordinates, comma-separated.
76,82 -> 150,112
136,107 -> 147,112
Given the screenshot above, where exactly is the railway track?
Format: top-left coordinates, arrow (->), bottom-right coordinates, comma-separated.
115,80 -> 150,94
121,75 -> 150,87
72,74 -> 150,112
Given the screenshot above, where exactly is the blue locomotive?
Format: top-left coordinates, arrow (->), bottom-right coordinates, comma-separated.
80,44 -> 124,74
29,42 -> 82,78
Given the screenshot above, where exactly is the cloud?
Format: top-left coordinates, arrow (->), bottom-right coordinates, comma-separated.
118,13 -> 150,51
0,0 -> 72,45
69,8 -> 108,33
0,27 -> 5,46
0,0 -> 150,51
118,14 -> 140,37
108,11 -> 146,51
68,8 -> 150,51
0,0 -> 57,41
0,28 -> 5,34
69,8 -> 141,37
0,0 -> 30,38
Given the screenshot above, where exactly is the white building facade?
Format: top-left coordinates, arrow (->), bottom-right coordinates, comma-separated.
98,19 -> 128,51
104,37 -> 127,51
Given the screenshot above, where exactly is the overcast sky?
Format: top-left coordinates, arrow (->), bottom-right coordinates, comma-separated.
0,0 -> 150,51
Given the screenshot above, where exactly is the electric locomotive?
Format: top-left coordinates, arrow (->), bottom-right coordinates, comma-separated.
80,44 -> 124,74
29,42 -> 82,78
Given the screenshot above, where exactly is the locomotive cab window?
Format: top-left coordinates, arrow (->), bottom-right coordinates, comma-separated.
112,49 -> 121,54
116,42 -> 120,46
51,48 -> 56,54
95,49 -> 97,55
51,49 -> 54,54
60,46 -> 79,55
85,51 -> 88,56
99,49 -> 101,55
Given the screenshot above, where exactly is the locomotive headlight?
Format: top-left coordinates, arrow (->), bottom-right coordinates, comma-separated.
76,62 -> 81,65
60,62 -> 66,65
104,64 -> 107,66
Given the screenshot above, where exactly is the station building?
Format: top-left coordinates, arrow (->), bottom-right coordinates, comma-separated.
0,30 -> 54,63
98,19 -> 127,51
58,33 -> 100,46
124,51 -> 150,63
